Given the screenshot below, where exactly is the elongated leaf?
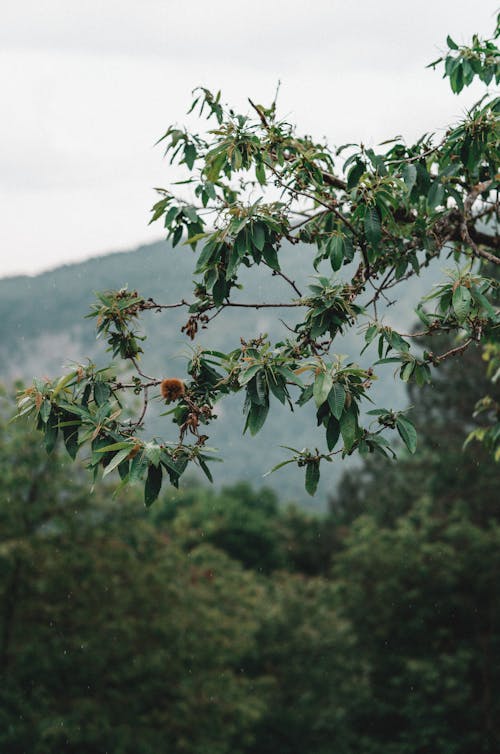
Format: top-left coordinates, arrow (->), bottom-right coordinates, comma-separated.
452,286 -> 472,322
184,142 -> 197,169
129,453 -> 147,482
45,408 -> 59,454
195,241 -> 218,273
252,222 -> 266,251
144,442 -> 162,468
326,417 -> 340,451
160,450 -> 182,474
226,245 -> 240,278
428,180 -> 444,209
364,206 -> 381,247
145,463 -> 163,507
56,402 -> 92,420
305,460 -> 320,496
198,457 -> 213,483
102,447 -> 131,477
97,441 -> 134,453
471,286 -> 497,320
327,383 -> 346,420
296,383 -> 314,406
328,235 -> 344,272
255,370 -> 267,403
401,163 -> 417,193
52,370 -> 77,398
268,375 -> 286,404
396,416 -> 417,454
401,361 -> 415,382
239,364 -> 262,386
244,402 -> 269,435
340,408 -> 357,451
276,366 -> 303,386
313,372 -> 333,408
39,399 -> 51,424
262,244 -> 280,270
117,460 -> 129,480
62,424 -> 79,460
263,458 -> 295,477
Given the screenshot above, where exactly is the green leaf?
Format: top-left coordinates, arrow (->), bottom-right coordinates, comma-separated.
184,142 -> 197,169
327,383 -> 346,420
471,285 -> 497,321
340,408 -> 357,451
144,442 -> 162,468
226,245 -> 240,278
94,382 -> 111,406
347,160 -> 365,189
39,399 -> 51,424
195,241 -> 218,272
244,402 -> 269,435
276,366 -> 303,386
52,370 -> 78,398
252,222 -> 266,251
262,244 -> 280,270
255,370 -> 267,403
396,416 -> 417,454
97,441 -> 134,452
296,383 -> 314,406
255,161 -> 266,185
239,364 -> 262,386
44,408 -> 59,454
145,463 -> 163,507
401,361 -> 415,382
212,274 -> 227,306
62,424 -> 79,460
364,206 -> 381,247
446,35 -> 459,50
129,453 -> 147,482
452,286 -> 472,322
428,180 -> 444,209
268,374 -> 287,404
326,417 -> 340,451
263,458 -> 295,477
56,402 -> 92,420
401,163 -> 417,193
313,372 -> 333,408
328,235 -> 344,272
305,460 -> 320,496
198,457 -> 213,483
103,447 -> 132,477
117,460 -> 129,480
414,364 -> 431,386
234,229 -> 249,257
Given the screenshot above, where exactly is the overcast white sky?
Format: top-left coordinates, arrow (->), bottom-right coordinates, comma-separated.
1,1 -> 498,278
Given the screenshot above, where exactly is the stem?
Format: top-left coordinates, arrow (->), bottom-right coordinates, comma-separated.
432,338 -> 474,363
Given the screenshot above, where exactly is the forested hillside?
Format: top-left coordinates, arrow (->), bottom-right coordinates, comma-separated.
1,328 -> 498,753
0,239 -> 437,502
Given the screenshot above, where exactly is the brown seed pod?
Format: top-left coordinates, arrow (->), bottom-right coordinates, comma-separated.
160,378 -> 186,403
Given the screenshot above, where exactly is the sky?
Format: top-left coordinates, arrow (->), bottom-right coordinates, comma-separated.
1,0 -> 498,278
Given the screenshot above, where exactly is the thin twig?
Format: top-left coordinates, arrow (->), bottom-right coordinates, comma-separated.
432,338 -> 474,363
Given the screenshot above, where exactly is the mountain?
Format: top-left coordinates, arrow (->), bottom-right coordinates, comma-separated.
0,239 -> 437,507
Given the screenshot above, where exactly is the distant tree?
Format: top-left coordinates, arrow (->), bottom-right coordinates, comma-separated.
0,414 -> 268,754
332,505 -> 500,753
154,481 -> 287,572
16,20 -> 499,499
329,329 -> 500,527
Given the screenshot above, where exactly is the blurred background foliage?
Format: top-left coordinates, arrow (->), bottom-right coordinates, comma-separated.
1,325 -> 499,753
